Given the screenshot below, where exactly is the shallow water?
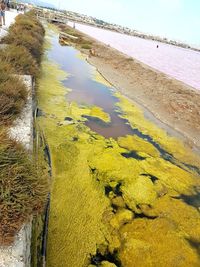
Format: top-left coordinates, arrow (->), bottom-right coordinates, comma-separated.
48,35 -> 135,138
68,22 -> 200,91
47,33 -> 200,176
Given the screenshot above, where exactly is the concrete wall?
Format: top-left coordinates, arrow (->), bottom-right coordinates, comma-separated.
0,222 -> 32,267
0,75 -> 34,267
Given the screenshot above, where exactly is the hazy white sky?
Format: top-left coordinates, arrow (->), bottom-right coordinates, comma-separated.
47,0 -> 200,45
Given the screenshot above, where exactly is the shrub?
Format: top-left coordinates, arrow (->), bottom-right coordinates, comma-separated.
0,11 -> 48,246
15,13 -> 45,35
58,24 -> 81,38
0,61 -> 27,123
3,30 -> 43,63
2,12 -> 45,63
0,130 -> 48,245
0,45 -> 39,76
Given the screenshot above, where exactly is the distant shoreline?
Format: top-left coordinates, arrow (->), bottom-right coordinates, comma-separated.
66,19 -> 200,53
34,7 -> 200,52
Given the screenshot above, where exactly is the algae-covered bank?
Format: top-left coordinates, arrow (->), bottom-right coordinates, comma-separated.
37,28 -> 200,267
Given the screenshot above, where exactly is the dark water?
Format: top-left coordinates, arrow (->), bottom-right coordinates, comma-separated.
48,34 -> 134,138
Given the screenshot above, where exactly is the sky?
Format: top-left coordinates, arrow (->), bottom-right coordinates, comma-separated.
47,0 -> 200,45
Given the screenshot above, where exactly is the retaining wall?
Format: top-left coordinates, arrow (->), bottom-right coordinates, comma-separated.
0,76 -> 34,267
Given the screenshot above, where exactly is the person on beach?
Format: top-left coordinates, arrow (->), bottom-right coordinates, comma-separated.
0,0 -> 6,26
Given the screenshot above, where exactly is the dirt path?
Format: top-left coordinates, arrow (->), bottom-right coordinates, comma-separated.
0,10 -> 17,38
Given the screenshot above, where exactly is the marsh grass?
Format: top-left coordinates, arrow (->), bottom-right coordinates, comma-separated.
2,12 -> 45,63
0,11 -> 45,123
0,61 -> 27,123
0,130 -> 48,245
0,12 -> 48,245
81,44 -> 92,49
58,24 -> 81,38
58,24 -> 94,49
0,45 -> 39,76
3,31 -> 43,63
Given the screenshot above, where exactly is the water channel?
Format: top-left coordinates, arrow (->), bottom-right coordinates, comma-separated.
37,29 -> 200,267
48,34 -> 135,138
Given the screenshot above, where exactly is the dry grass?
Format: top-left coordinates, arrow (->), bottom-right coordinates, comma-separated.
0,11 -> 48,245
81,44 -> 92,49
0,44 -> 39,76
0,130 -> 48,245
58,24 -> 81,38
2,31 -> 43,63
2,12 -> 45,63
58,24 -> 93,48
0,61 -> 27,123
0,12 -> 45,123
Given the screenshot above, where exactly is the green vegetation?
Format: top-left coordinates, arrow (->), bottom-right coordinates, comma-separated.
2,12 -> 45,64
0,12 -> 48,246
115,92 -> 200,166
58,24 -> 94,49
37,33 -> 200,266
59,24 -> 82,38
0,11 -> 45,124
0,130 -> 48,245
81,44 -> 92,49
0,44 -> 39,76
0,61 -> 27,124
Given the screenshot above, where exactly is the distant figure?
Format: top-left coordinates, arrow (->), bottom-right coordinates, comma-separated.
73,22 -> 75,29
0,0 -> 6,26
89,48 -> 96,57
21,4 -> 25,12
157,45 -> 159,48
5,0 -> 9,10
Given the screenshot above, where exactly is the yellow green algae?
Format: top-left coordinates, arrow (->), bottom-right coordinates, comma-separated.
76,52 -> 88,61
37,59 -> 110,266
88,106 -> 111,123
37,28 -> 200,267
93,71 -> 112,88
115,93 -> 200,167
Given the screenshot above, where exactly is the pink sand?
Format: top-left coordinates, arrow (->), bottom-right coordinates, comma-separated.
69,22 -> 200,91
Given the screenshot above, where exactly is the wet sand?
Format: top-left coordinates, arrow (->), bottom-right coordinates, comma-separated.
63,25 -> 200,149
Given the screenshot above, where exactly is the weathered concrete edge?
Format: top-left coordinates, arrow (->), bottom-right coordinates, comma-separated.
0,75 -> 34,267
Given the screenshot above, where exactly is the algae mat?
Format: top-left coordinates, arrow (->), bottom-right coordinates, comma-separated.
37,30 -> 200,267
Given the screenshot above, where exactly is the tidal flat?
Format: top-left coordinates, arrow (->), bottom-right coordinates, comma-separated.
37,28 -> 200,267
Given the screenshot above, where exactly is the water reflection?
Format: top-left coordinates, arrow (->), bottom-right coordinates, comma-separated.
48,35 -> 135,138
46,34 -> 200,176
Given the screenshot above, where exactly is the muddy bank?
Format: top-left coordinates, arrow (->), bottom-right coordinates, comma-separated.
89,47 -> 200,148
60,25 -> 200,148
